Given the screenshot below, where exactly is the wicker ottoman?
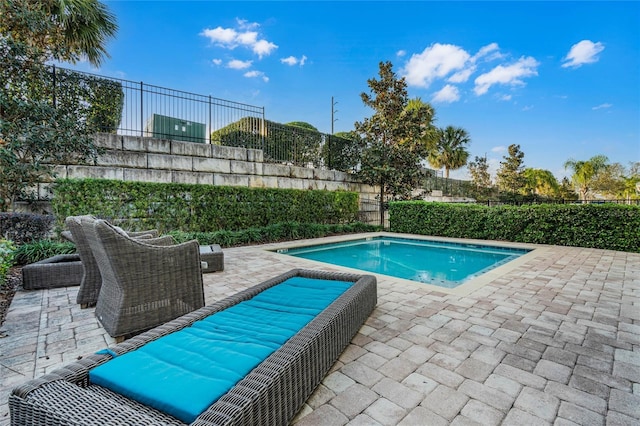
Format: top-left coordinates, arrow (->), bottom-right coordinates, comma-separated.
22,254 -> 83,290
199,244 -> 224,273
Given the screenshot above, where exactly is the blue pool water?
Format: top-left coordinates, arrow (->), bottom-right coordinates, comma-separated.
278,237 -> 530,288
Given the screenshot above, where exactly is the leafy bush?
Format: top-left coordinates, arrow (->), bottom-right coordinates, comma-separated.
0,239 -> 15,285
169,222 -> 380,247
0,213 -> 54,244
12,240 -> 76,265
390,201 -> 640,252
51,179 -> 360,233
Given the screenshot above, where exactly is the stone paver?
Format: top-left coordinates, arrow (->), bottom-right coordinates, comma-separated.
1,236 -> 639,426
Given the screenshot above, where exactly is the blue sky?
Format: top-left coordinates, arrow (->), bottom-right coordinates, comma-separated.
68,1 -> 639,180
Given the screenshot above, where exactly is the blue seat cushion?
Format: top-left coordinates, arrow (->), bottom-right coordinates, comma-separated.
89,277 -> 352,423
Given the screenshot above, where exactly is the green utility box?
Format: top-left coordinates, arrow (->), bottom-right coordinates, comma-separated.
144,114 -> 206,143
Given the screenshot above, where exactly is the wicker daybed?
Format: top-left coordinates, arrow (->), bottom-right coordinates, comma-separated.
10,269 -> 377,425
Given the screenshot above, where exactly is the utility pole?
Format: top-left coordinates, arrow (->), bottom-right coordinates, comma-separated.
331,96 -> 338,135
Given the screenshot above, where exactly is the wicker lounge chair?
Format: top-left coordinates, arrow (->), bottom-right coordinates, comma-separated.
64,215 -> 171,308
83,218 -> 205,339
9,269 -> 377,425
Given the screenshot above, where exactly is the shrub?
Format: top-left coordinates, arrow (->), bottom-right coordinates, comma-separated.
0,213 -> 54,244
389,201 -> 640,253
169,222 -> 380,247
51,179 -> 360,233
0,239 -> 15,285
12,240 -> 76,265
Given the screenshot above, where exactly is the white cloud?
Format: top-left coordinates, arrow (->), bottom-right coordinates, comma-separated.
280,55 -> 307,66
431,84 -> 460,103
212,59 -> 222,66
474,56 -> 539,95
522,105 -> 534,111
397,50 -> 406,57
448,67 -> 475,83
253,39 -> 278,58
201,20 -> 278,59
592,103 -> 612,110
491,146 -> 507,153
499,94 -> 512,101
244,70 -> 269,82
227,59 -> 252,69
562,40 -> 604,68
402,43 -> 471,88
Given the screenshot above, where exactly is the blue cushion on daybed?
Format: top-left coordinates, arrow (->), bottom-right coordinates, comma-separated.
89,277 -> 352,423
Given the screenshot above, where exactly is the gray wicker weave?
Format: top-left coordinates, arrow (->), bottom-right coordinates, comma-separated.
65,215 -> 168,308
84,218 -> 205,339
200,244 -> 224,273
9,269 -> 377,426
21,254 -> 83,290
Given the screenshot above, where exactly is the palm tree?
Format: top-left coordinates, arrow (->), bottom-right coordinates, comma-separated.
3,0 -> 118,67
563,155 -> 609,201
428,126 -> 471,178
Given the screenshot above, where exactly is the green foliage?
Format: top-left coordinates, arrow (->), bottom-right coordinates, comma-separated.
323,132 -> 363,173
0,213 -> 55,244
211,117 -> 324,167
496,144 -> 526,195
51,179 -> 360,233
355,62 -> 437,224
428,126 -> 471,178
563,155 -> 610,201
0,2 -> 115,211
168,222 -> 380,247
390,201 -> 640,252
12,240 -> 76,265
0,239 -> 15,285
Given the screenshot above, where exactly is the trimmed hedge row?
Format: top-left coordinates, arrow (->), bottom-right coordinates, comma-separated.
389,202 -> 640,253
51,179 -> 360,233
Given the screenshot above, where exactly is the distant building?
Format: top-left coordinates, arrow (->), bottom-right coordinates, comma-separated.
144,114 -> 206,143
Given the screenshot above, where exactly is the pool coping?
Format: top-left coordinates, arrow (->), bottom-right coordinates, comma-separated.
267,232 -> 549,297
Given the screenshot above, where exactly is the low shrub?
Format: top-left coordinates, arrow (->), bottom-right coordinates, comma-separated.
390,202 -> 640,252
169,221 -> 380,247
0,213 -> 54,244
0,239 -> 15,285
51,179 -> 360,233
12,240 -> 77,265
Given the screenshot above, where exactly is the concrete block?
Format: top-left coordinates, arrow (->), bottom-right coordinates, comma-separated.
314,169 -> 336,181
248,175 -> 277,188
277,177 -> 306,190
230,160 -> 262,175
147,153 -> 173,170
121,136 -> 147,152
92,133 -> 121,150
97,151 -> 147,168
147,138 -> 171,154
247,148 -> 263,163
263,163 -> 291,177
171,140 -> 211,157
172,171 -> 213,185
290,166 -> 314,179
123,168 -> 172,183
67,165 -> 123,180
213,174 -> 250,187
193,157 -> 231,174
211,145 -> 246,161
329,383 -> 378,419
513,387 -> 560,422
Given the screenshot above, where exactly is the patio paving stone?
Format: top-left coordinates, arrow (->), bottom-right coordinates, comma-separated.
1,235 -> 638,425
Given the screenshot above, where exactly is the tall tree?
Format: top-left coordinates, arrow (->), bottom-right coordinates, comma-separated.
523,168 -> 559,198
468,155 -> 492,189
563,155 -> 609,201
496,144 -> 526,195
355,62 -> 436,226
0,0 -> 117,210
428,126 -> 471,178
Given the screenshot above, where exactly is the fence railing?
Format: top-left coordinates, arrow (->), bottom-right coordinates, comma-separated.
49,64 -> 265,144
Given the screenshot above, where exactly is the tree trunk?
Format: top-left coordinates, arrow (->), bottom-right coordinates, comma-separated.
379,183 -> 384,228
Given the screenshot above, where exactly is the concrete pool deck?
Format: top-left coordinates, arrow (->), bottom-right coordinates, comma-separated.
1,233 -> 639,425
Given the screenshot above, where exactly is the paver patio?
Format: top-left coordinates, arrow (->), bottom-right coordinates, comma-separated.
1,233 -> 638,425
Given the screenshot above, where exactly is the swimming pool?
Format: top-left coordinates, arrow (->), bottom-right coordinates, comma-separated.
277,236 -> 531,288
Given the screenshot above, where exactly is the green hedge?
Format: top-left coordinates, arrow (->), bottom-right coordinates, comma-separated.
389,202 -> 640,253
51,179 -> 359,233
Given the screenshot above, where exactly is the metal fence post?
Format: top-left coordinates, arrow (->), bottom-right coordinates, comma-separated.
208,95 -> 212,144
52,64 -> 56,108
140,81 -> 144,137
